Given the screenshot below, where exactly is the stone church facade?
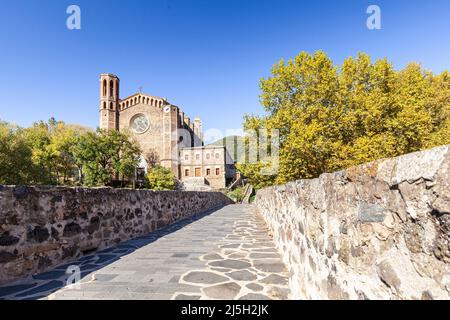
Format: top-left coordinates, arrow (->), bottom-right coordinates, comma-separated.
98,74 -> 235,189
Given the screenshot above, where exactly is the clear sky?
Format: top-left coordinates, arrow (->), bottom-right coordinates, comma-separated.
0,0 -> 449,143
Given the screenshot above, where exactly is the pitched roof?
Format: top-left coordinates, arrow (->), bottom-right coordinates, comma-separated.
120,92 -> 166,102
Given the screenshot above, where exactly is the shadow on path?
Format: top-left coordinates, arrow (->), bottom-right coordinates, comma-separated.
0,205 -> 227,300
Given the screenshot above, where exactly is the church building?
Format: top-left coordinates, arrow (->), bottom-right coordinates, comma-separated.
98,74 -> 235,189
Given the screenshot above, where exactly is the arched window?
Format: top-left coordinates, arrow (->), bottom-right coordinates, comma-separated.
159,101 -> 162,107
103,80 -> 107,96
109,80 -> 114,97
110,102 -> 113,110
126,101 -> 129,107
151,99 -> 154,106
146,98 -> 149,104
103,102 -> 106,109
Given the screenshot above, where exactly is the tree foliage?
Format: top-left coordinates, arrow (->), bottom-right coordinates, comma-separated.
146,165 -> 176,190
0,119 -> 141,187
0,122 -> 35,185
11,118 -> 93,184
69,129 -> 141,186
241,51 -> 450,187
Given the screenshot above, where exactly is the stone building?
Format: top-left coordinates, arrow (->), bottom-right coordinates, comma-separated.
98,73 -> 235,189
180,146 -> 235,190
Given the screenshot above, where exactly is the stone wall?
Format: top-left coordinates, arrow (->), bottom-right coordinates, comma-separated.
0,187 -> 232,285
255,145 -> 450,300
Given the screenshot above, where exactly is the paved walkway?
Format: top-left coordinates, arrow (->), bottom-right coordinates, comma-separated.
0,204 -> 291,300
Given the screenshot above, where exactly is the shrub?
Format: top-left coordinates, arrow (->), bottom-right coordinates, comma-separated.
146,165 -> 176,190
228,187 -> 245,202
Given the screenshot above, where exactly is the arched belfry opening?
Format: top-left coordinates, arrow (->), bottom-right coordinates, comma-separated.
103,80 -> 107,97
110,80 -> 114,97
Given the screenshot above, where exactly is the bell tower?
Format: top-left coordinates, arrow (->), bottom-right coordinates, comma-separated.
99,74 -> 120,131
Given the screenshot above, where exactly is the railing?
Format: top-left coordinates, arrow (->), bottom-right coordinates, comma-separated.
228,175 -> 243,191
241,184 -> 254,204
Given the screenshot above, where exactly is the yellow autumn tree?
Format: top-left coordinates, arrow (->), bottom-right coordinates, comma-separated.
241,51 -> 450,187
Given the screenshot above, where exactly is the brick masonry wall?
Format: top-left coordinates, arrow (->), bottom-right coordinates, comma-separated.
0,187 -> 233,285
255,145 -> 450,300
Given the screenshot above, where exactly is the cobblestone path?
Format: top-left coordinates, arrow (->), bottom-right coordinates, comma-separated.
0,204 -> 291,300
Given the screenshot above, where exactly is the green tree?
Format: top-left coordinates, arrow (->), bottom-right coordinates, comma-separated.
0,118 -> 140,187
20,118 -> 89,184
47,122 -> 83,183
72,129 -> 141,186
0,121 -> 35,184
21,119 -> 55,184
146,165 -> 176,190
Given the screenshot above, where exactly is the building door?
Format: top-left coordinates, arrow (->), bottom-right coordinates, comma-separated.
195,167 -> 201,177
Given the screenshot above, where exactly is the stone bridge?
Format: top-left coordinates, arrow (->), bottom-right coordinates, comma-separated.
1,145 -> 448,300
0,204 -> 291,300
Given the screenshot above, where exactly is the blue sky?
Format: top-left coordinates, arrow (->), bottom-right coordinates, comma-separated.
0,0 -> 449,142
